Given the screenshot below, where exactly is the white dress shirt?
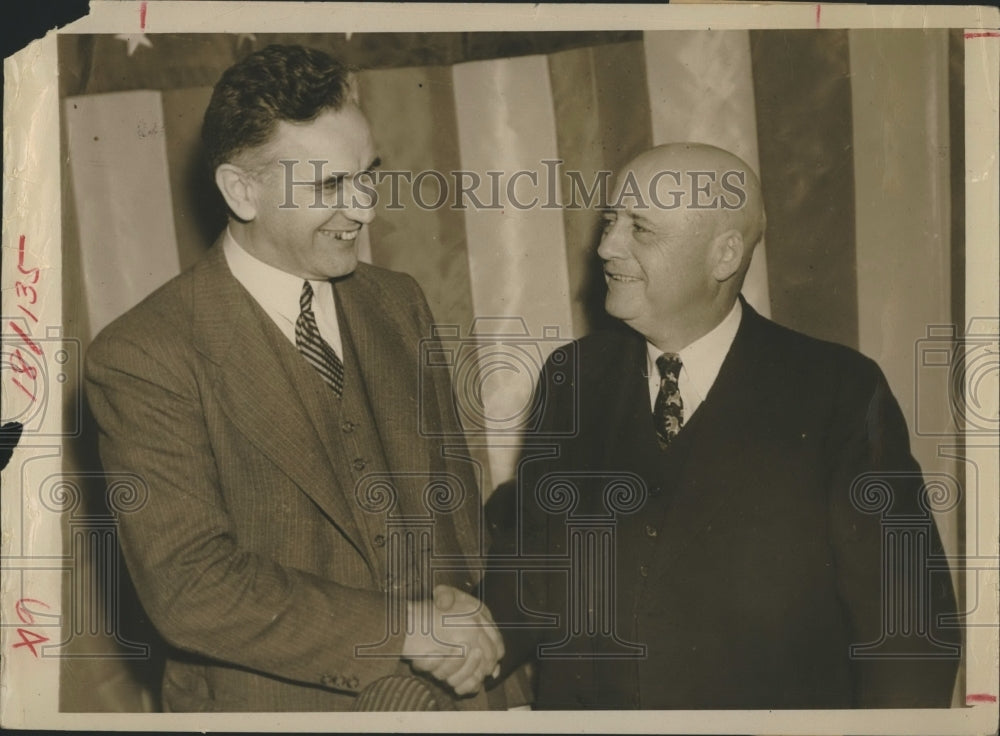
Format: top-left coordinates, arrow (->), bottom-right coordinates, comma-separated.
646,300 -> 742,420
223,229 -> 343,358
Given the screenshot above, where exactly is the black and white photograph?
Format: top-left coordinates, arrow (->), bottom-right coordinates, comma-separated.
2,2 -> 998,732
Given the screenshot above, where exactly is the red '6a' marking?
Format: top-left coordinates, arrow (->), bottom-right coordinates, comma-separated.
13,599 -> 51,657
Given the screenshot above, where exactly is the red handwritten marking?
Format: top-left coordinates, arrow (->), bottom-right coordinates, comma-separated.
966,693 -> 998,703
15,281 -> 38,303
12,599 -> 51,657
140,2 -> 147,30
10,322 -> 42,356
15,598 -> 49,624
815,4 -> 821,28
17,236 -> 39,279
964,31 -> 1000,39
11,376 -> 36,402
17,304 -> 38,323
9,235 -> 43,405
9,349 -> 38,380
13,629 -> 49,656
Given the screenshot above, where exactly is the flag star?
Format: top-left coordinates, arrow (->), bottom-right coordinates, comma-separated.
237,33 -> 257,47
345,32 -> 353,41
115,34 -> 153,56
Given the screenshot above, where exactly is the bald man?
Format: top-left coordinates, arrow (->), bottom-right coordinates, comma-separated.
483,143 -> 959,709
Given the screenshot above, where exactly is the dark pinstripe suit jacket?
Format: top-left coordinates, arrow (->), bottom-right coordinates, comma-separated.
85,241 -> 489,711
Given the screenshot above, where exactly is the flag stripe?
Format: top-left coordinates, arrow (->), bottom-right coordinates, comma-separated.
160,86 -> 221,270
849,29 -> 956,507
549,40 -> 653,336
850,30 -> 953,373
644,30 -> 771,317
358,65 -> 497,494
750,30 -> 858,348
453,54 -> 575,485
359,65 -> 475,333
65,90 -> 181,340
849,29 -> 962,641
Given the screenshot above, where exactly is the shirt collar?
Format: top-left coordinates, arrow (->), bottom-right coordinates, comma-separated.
646,299 -> 743,402
223,227 -> 313,326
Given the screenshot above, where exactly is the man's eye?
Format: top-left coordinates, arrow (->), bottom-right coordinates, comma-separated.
633,222 -> 650,234
601,216 -> 616,231
322,180 -> 341,193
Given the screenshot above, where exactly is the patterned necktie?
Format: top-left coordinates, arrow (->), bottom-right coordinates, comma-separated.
653,352 -> 684,448
295,281 -> 344,396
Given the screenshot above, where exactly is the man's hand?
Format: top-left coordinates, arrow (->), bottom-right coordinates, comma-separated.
402,584 -> 504,696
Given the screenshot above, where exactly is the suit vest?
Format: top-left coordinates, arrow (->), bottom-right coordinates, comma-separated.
253,296 -> 434,600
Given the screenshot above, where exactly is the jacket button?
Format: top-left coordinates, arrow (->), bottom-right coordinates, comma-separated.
644,524 -> 658,538
342,420 -> 355,433
639,564 -> 649,577
353,458 -> 366,470
374,534 -> 386,547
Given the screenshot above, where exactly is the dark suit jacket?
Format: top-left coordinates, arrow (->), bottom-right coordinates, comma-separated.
485,300 -> 960,709
85,241 -> 490,711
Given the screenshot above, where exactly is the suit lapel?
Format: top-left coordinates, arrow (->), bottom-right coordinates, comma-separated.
191,243 -> 367,553
598,334 -> 665,489
334,268 -> 430,495
642,301 -> 766,571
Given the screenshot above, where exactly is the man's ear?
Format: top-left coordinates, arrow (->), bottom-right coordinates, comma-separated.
345,72 -> 361,105
214,164 -> 258,222
710,229 -> 745,282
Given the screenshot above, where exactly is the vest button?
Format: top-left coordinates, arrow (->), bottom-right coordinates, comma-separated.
342,421 -> 355,433
644,524 -> 658,538
374,534 -> 386,547
639,564 -> 649,577
353,458 -> 366,470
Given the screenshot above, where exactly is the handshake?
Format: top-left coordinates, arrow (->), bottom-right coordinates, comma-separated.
401,584 -> 504,696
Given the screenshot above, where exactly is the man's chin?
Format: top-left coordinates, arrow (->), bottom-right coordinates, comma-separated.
322,256 -> 359,280
603,296 -> 636,323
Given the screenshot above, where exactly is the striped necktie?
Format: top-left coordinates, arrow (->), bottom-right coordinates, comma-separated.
295,280 -> 344,396
653,352 -> 684,448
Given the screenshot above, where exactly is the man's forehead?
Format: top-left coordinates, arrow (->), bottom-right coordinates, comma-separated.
608,162 -> 750,215
253,107 -> 375,169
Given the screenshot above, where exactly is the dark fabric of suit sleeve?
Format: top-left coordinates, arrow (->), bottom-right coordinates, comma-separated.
405,274 -> 486,571
825,358 -> 960,707
483,345 -> 576,679
405,277 -> 537,709
85,331 -> 403,693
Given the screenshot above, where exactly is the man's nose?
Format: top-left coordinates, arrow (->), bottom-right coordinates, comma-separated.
596,222 -> 626,261
343,179 -> 376,224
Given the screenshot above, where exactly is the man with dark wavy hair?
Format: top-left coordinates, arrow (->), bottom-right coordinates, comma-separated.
86,45 -> 504,712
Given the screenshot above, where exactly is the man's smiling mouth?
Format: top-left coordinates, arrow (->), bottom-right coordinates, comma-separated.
606,272 -> 642,283
320,229 -> 359,241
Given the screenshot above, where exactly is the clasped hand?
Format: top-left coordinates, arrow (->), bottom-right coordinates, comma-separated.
402,584 -> 504,695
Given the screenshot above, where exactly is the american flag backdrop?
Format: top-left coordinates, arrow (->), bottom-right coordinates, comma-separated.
58,30 -> 965,711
